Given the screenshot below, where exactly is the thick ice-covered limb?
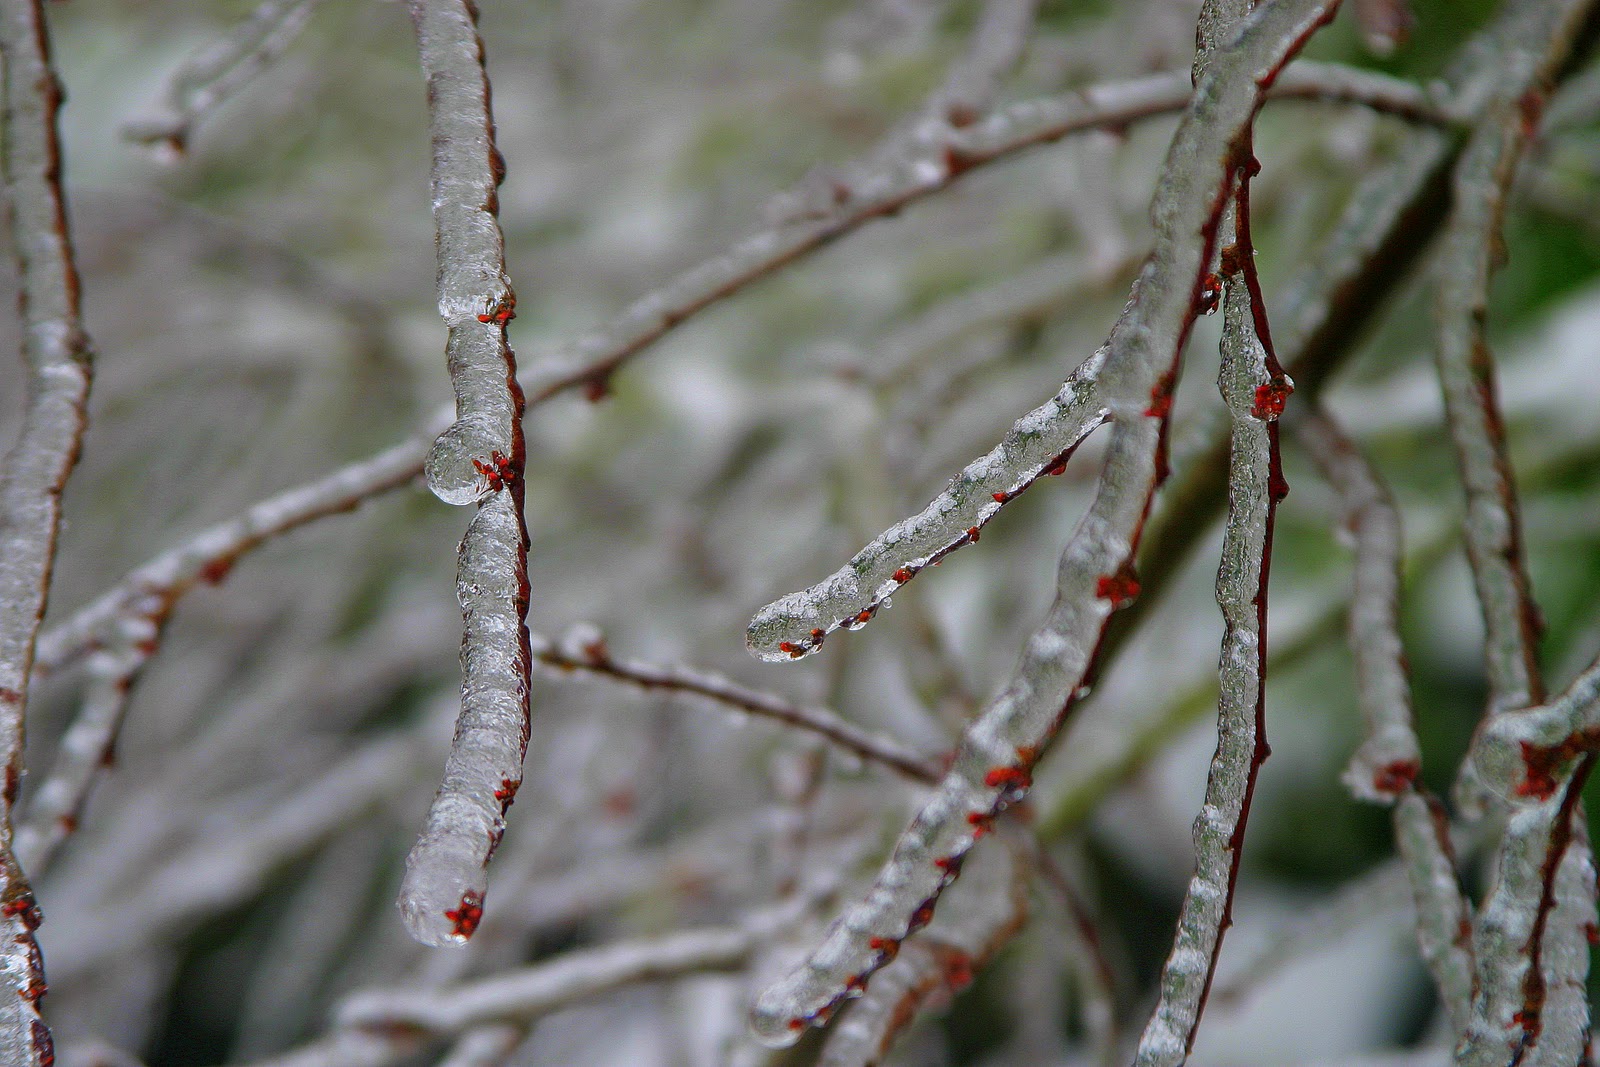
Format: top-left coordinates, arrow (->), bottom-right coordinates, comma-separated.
817,834 -> 1027,1067
1431,1 -> 1600,1060
528,629 -> 941,783
122,0 -> 325,156
0,0 -> 97,1060
397,0 -> 534,947
1297,408 -> 1476,1030
338,926 -> 753,1033
748,0 -> 1340,1044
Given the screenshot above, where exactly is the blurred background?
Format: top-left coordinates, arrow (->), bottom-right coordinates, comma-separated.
3,0 -> 1600,1063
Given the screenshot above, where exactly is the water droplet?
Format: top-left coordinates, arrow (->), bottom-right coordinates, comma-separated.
425,414 -> 509,506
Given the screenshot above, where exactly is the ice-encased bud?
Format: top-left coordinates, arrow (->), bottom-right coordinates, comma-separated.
425,414 -> 509,506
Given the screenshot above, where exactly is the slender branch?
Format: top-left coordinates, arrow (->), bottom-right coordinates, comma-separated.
396,0 -> 534,949
337,926 -> 753,1034
1135,4 -> 1287,1060
528,629 -> 941,784
1297,407 -> 1476,1031
749,1 -> 1342,1044
45,735 -> 415,985
121,0 -> 325,156
0,0 -> 97,1059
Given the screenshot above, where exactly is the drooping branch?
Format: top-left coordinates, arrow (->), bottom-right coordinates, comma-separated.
1297,407 -> 1475,1031
121,0 -> 326,156
748,0 -> 1342,1044
0,0 -> 97,1060
337,925 -> 753,1034
396,0 -> 534,949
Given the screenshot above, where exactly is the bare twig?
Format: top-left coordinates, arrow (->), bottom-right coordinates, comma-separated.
529,628 -> 941,784
122,0 -> 326,156
749,1 -> 1343,1044
0,0 -> 97,1059
396,0 -> 534,949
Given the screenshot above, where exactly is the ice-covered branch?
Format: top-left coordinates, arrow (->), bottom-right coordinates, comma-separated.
338,925 -> 753,1034
122,0 -> 325,156
1433,1 -> 1600,1061
14,617 -> 155,876
1134,5 -> 1287,1059
397,0 -> 534,949
32,436 -> 430,678
1296,408 -> 1475,1031
0,0 -> 97,1059
817,834 -> 1028,1067
749,0 -> 1341,1044
529,628 -> 940,783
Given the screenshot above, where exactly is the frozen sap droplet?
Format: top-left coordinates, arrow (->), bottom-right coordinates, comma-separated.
426,414 -> 509,506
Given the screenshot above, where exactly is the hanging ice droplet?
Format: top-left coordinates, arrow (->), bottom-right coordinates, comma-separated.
426,414 -> 509,505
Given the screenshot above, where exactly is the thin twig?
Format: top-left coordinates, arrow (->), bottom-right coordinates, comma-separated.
0,0 -> 97,1060
529,628 -> 941,784
337,925 -> 752,1034
817,832 -> 1029,1067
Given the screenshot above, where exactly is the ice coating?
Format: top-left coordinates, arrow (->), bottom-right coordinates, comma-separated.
746,350 -> 1108,662
425,412 -> 512,506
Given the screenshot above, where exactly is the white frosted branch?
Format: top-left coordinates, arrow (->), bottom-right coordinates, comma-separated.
397,0 -> 535,949
529,628 -> 941,783
749,0 -> 1341,1045
337,926 -> 753,1034
0,0 -> 97,1059
818,834 -> 1028,1067
121,0 -> 325,155
14,615 -> 157,876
